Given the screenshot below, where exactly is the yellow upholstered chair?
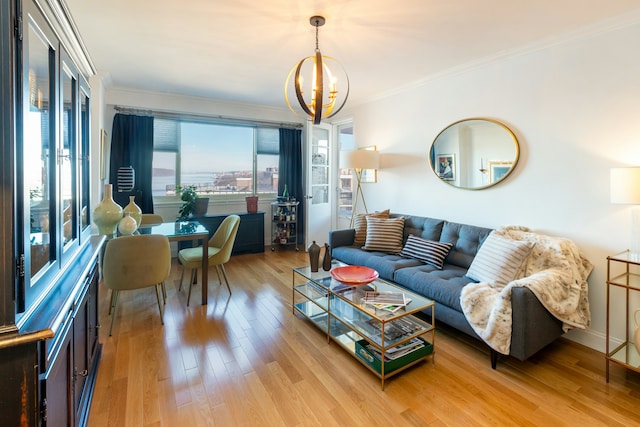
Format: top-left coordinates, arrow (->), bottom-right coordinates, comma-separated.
140,213 -> 164,225
178,215 -> 240,305
103,234 -> 171,336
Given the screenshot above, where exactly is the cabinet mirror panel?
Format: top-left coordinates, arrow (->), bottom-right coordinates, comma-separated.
429,118 -> 520,190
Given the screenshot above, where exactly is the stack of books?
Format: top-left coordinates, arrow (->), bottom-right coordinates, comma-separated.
362,291 -> 411,313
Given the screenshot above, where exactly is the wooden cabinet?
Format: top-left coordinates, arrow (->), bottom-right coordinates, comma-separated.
0,0 -> 102,425
0,242 -> 102,426
43,268 -> 102,425
190,212 -> 265,254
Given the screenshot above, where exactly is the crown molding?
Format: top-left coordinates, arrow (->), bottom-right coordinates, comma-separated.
360,8 -> 640,106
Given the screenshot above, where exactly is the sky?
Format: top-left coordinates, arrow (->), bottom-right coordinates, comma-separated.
180,122 -> 253,172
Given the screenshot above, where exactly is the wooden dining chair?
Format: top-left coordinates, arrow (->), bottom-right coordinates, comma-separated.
178,215 -> 240,305
103,234 -> 171,335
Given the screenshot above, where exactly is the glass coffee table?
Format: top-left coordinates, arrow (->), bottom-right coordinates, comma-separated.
292,263 -> 435,389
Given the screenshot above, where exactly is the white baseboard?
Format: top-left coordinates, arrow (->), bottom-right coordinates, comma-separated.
563,328 -> 623,354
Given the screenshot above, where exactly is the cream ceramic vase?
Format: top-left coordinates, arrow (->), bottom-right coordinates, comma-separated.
634,308 -> 640,354
123,195 -> 143,227
117,212 -> 138,236
93,184 -> 123,236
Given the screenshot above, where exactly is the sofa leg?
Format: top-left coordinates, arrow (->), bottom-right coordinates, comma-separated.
490,349 -> 498,369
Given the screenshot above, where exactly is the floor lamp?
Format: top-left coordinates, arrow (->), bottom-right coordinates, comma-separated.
611,167 -> 640,258
340,149 -> 380,227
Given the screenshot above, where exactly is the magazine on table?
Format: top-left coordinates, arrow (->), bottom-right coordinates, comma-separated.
362,291 -> 412,313
365,337 -> 425,361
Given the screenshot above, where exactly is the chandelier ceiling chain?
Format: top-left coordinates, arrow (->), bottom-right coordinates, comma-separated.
313,16 -> 321,51
284,15 -> 349,125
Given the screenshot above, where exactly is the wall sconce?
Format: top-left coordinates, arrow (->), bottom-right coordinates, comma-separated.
285,16 -> 349,125
340,149 -> 380,226
611,167 -> 640,256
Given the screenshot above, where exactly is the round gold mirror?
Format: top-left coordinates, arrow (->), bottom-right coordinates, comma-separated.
429,118 -> 519,190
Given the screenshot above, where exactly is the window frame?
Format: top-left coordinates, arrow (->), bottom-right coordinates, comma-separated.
151,118 -> 280,203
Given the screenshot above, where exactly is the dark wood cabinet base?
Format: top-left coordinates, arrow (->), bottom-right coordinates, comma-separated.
185,212 -> 265,254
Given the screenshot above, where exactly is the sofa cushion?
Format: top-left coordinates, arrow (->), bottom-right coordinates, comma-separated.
394,214 -> 445,243
440,221 -> 493,269
331,247 -> 422,281
393,264 -> 471,311
400,235 -> 454,269
363,216 -> 405,253
353,209 -> 390,246
466,232 -> 535,289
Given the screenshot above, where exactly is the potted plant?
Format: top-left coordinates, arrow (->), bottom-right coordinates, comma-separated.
176,185 -> 209,221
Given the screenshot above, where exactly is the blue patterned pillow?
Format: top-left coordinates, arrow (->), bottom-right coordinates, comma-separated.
400,234 -> 454,269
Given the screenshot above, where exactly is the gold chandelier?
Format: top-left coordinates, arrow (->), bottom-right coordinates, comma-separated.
285,16 -> 349,125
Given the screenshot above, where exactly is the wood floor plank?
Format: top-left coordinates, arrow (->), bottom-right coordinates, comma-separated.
87,251 -> 640,426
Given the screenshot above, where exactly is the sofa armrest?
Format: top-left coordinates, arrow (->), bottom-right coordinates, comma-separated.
510,287 -> 563,361
329,228 -> 356,248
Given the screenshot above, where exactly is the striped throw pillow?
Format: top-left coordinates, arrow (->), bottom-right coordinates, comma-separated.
353,209 -> 390,246
466,232 -> 535,289
400,235 -> 454,269
362,216 -> 405,253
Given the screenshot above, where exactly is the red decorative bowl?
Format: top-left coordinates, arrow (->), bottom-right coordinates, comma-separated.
330,266 -> 379,285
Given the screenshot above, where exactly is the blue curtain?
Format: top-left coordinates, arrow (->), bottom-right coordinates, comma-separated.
109,114 -> 154,213
279,128 -> 303,242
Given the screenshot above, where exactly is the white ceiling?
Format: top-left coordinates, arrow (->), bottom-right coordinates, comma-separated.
64,0 -> 640,110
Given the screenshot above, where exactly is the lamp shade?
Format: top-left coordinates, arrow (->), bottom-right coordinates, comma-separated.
611,167 -> 640,204
340,150 -> 380,170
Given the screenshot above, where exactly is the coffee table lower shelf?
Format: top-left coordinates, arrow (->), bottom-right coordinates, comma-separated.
293,301 -> 434,389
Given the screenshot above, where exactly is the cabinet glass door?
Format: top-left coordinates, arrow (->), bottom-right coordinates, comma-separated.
80,81 -> 90,233
24,15 -> 55,284
61,58 -> 77,248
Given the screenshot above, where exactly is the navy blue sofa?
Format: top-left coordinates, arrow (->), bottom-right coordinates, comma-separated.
328,213 -> 564,368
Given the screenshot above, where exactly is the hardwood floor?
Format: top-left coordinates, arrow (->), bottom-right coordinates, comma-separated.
88,249 -> 640,426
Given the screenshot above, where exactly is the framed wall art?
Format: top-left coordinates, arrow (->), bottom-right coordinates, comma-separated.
436,154 -> 455,181
489,161 -> 513,183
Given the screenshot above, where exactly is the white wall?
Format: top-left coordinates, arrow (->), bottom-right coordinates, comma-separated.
346,18 -> 640,351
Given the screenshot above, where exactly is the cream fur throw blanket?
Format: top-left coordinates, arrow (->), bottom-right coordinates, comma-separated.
460,226 -> 593,355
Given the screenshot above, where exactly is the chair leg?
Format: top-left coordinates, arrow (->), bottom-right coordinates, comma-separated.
109,290 -> 119,336
187,273 -> 193,307
215,266 -> 223,285
186,269 -> 196,306
178,267 -> 185,291
219,264 -> 232,295
161,282 -> 167,304
108,290 -> 115,315
155,284 -> 165,325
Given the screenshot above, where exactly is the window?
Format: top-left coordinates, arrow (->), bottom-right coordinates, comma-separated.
152,119 -> 279,198
337,123 -> 355,219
